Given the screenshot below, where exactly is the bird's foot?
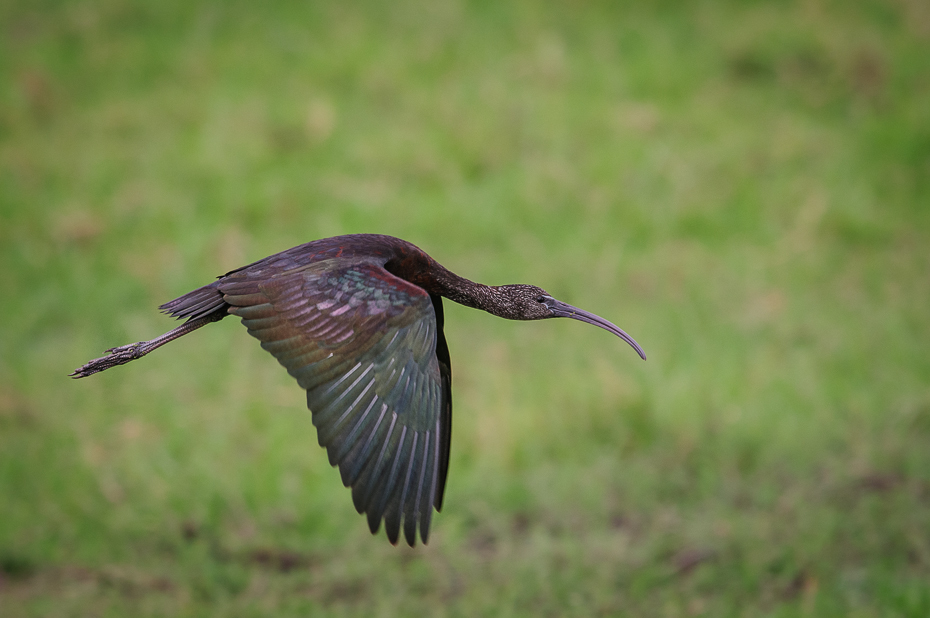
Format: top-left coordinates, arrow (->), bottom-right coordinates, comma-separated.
69,342 -> 146,378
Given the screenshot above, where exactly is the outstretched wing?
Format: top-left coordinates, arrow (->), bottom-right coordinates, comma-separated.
219,259 -> 451,546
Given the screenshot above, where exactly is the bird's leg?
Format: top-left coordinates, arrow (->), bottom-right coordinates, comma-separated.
69,311 -> 225,378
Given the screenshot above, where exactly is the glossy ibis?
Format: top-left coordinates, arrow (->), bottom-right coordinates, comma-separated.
71,234 -> 645,546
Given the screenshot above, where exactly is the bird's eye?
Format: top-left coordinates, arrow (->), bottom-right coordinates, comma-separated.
536,296 -> 547,303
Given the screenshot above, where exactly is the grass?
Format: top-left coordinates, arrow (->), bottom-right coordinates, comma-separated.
1,0 -> 929,615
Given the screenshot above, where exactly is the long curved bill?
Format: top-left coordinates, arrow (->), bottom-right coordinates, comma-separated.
549,300 -> 647,360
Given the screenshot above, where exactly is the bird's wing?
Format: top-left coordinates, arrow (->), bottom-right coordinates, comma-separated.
218,259 -> 450,546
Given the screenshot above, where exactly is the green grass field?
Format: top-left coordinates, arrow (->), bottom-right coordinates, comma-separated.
2,0 -> 929,615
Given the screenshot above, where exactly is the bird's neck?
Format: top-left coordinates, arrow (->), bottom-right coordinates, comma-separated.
384,250 -> 495,312
428,265 -> 496,312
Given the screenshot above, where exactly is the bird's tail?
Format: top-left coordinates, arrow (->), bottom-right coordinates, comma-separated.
159,281 -> 227,321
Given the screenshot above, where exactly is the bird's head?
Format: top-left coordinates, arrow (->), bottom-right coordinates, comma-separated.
490,284 -> 647,360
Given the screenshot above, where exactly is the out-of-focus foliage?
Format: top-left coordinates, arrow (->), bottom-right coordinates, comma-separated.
1,0 -> 928,615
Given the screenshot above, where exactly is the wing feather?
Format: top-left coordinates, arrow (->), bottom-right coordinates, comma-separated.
399,431 -> 420,547
340,402 -> 389,488
331,394 -> 381,467
355,409 -> 397,519
220,259 -> 450,545
231,302 -> 275,320
413,430 -> 432,544
381,426 -> 409,544
318,373 -> 376,437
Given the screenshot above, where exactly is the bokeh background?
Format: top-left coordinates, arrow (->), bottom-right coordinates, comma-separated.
2,0 -> 929,615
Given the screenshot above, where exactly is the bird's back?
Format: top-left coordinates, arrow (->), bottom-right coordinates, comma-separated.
160,234 -> 427,321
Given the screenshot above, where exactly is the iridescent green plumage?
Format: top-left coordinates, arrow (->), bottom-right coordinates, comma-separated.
220,260 -> 448,545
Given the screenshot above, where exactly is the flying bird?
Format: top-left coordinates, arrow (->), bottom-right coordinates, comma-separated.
71,234 -> 645,546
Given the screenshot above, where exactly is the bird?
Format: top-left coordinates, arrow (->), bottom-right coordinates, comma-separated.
71,233 -> 645,547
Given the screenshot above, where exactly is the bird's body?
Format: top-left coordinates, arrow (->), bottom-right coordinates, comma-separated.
72,234 -> 645,546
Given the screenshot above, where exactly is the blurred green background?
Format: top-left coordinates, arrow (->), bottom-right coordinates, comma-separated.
2,0 -> 929,615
